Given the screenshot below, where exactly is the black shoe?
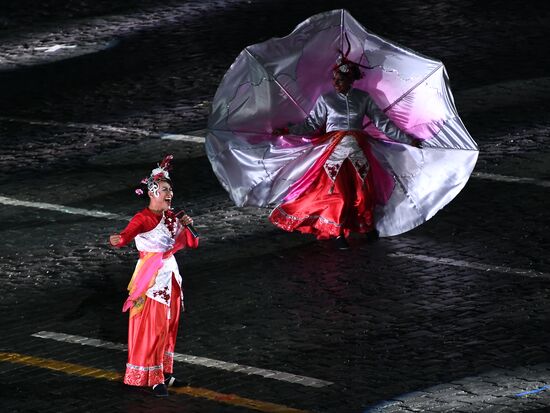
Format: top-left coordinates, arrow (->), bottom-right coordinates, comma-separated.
153,383 -> 168,397
165,374 -> 187,388
335,236 -> 350,250
365,230 -> 379,243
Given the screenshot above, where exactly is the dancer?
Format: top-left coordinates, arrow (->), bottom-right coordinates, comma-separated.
270,57 -> 421,249
109,155 -> 199,397
206,9 -> 478,249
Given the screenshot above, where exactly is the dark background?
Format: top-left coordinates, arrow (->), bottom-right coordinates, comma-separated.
0,1 -> 549,412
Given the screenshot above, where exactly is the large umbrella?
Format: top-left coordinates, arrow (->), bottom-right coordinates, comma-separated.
206,9 -> 478,236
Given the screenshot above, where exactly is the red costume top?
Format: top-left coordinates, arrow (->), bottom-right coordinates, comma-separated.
116,207 -> 198,314
118,208 -> 198,252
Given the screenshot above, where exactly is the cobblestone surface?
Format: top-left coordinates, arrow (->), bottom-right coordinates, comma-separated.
1,1 -> 549,412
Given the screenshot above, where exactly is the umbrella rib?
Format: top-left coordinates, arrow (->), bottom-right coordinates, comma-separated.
244,48 -> 308,117
384,63 -> 443,113
363,63 -> 444,130
340,9 -> 345,53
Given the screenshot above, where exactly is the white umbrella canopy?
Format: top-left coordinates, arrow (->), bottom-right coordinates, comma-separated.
206,9 -> 478,236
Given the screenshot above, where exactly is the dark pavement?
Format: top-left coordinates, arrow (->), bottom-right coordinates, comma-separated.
0,1 -> 549,412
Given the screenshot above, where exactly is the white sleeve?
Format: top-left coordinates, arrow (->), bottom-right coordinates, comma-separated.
365,95 -> 414,144
288,95 -> 327,135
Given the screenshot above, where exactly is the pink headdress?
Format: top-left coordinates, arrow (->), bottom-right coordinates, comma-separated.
135,154 -> 173,197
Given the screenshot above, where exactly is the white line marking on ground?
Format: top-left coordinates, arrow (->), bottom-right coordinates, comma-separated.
0,116 -> 207,143
0,116 -> 157,136
3,194 -> 548,279
161,133 -> 205,143
31,331 -> 333,388
35,44 -> 77,53
472,172 -> 550,188
0,195 -> 130,221
389,252 -> 550,280
2,116 -> 549,192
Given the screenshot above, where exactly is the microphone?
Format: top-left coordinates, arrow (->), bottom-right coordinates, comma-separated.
174,209 -> 199,238
185,223 -> 199,238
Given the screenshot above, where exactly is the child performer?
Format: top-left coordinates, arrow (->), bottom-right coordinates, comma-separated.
109,155 -> 199,397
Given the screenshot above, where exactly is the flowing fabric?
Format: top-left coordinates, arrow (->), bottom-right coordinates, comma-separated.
123,251 -> 164,314
283,131 -> 394,205
124,276 -> 181,387
270,157 -> 377,239
206,9 -> 478,236
271,130 -> 396,239
122,216 -> 198,315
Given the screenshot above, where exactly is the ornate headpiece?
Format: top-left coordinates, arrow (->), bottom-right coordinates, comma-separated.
333,33 -> 368,79
136,154 -> 173,197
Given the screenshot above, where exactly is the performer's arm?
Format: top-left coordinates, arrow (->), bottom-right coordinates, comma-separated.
365,95 -> 422,147
273,96 -> 327,136
175,227 -> 199,249
173,215 -> 199,250
110,213 -> 147,248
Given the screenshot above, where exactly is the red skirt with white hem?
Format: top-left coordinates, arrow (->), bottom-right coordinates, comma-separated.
123,275 -> 181,387
269,158 -> 376,240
